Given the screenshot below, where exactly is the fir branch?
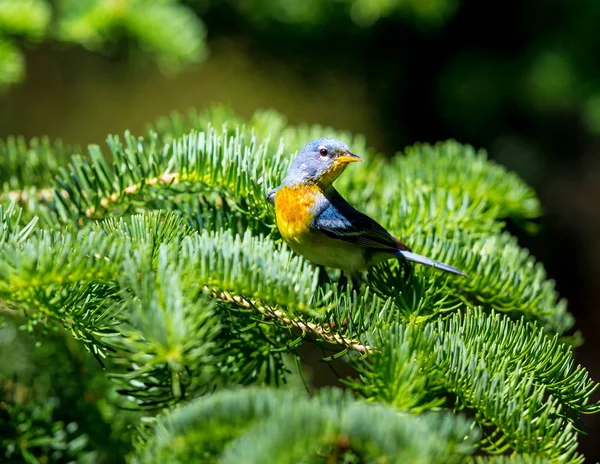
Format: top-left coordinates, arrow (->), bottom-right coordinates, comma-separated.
174,228 -> 319,311
1,106 -> 597,462
443,231 -> 572,333
335,140 -> 540,237
149,106 -> 368,161
0,202 -> 38,244
42,129 -> 284,233
352,310 -> 599,463
107,247 -> 221,407
0,135 -> 77,190
362,227 -> 573,335
0,212 -> 326,404
470,457 -> 552,464
133,387 -> 478,463
397,141 -> 540,223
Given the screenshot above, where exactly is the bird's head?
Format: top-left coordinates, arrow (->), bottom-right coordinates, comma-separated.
283,138 -> 362,187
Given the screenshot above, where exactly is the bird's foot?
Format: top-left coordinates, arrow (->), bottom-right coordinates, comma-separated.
338,271 -> 362,292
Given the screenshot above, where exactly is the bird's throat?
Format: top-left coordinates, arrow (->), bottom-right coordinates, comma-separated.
317,162 -> 347,188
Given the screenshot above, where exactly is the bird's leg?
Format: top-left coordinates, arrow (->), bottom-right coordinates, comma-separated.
337,270 -> 349,289
398,257 -> 413,282
350,272 -> 362,292
404,261 -> 414,282
317,265 -> 330,286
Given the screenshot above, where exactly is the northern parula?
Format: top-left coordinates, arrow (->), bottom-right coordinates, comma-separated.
268,138 -> 466,278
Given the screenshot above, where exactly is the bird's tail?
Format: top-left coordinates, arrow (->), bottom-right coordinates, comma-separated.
397,250 -> 468,277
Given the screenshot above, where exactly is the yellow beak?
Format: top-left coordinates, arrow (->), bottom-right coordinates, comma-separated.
336,152 -> 363,164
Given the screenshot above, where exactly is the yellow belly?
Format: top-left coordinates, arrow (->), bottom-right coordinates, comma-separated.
287,236 -> 370,272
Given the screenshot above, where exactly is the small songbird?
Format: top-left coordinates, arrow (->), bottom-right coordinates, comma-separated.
267,138 -> 467,279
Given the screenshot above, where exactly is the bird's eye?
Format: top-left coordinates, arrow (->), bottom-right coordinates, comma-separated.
319,147 -> 328,156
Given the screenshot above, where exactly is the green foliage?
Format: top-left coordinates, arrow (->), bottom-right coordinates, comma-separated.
57,0 -> 206,72
133,387 -> 477,463
0,0 -> 50,87
0,321 -> 134,463
0,202 -> 37,244
0,37 -> 22,86
470,458 -> 552,464
0,0 -> 464,88
237,0 -> 458,28
0,106 -> 598,462
0,136 -> 77,190
0,0 -> 206,88
0,0 -> 50,39
352,310 -> 598,461
347,0 -> 458,27
1,393 -> 98,463
0,0 -> 49,86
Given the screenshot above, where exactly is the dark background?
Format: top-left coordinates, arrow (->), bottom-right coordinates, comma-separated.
1,0 -> 599,458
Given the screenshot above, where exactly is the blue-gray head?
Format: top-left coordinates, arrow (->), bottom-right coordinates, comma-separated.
283,138 -> 362,186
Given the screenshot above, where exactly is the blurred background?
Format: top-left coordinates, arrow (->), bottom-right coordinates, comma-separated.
1,0 -> 599,459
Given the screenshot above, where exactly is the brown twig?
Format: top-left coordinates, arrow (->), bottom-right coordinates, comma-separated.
1,172 -> 180,217
1,188 -> 56,204
0,300 -> 20,317
212,290 -> 371,354
84,172 -> 180,217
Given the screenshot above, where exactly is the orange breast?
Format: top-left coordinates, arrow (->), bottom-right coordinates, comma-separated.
274,185 -> 318,244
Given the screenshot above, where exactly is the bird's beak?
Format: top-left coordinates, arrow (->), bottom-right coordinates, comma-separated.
337,152 -> 363,164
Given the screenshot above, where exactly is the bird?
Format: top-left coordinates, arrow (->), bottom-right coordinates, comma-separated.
267,138 -> 467,281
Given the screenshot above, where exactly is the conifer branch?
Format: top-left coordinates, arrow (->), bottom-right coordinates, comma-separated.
0,107 -> 597,462
134,387 -> 478,463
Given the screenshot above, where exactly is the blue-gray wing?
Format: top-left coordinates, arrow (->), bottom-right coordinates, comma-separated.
313,192 -> 409,252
